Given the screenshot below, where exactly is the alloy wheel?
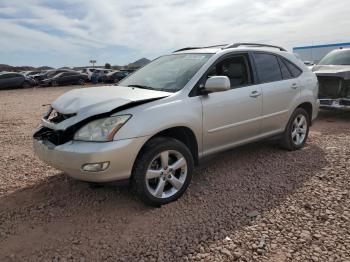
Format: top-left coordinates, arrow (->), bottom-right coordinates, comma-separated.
291,114 -> 307,145
146,150 -> 187,199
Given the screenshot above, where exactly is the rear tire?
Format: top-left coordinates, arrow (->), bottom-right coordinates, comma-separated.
132,137 -> 194,206
279,108 -> 310,150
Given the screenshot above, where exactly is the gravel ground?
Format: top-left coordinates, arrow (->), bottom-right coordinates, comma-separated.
0,86 -> 349,262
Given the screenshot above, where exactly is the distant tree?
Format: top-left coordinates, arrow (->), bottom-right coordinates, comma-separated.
105,63 -> 111,69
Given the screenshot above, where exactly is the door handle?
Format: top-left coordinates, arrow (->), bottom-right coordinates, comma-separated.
249,90 -> 261,98
291,83 -> 298,89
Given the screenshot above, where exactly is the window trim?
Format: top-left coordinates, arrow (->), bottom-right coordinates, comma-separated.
189,52 -> 255,97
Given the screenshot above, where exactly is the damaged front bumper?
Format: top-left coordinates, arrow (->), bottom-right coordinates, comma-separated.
33,135 -> 149,182
319,98 -> 350,110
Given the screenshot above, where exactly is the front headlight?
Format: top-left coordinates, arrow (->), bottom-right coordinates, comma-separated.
74,115 -> 131,142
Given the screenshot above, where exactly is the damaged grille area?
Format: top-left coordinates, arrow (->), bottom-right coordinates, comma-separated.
318,76 -> 350,99
33,127 -> 75,146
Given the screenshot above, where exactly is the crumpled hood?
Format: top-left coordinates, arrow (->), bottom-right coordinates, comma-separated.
52,86 -> 171,114
313,65 -> 350,79
46,86 -> 171,130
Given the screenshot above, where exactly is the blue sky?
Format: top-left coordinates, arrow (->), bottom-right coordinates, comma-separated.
0,0 -> 349,68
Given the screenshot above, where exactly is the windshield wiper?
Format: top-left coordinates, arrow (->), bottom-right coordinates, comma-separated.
128,84 -> 156,90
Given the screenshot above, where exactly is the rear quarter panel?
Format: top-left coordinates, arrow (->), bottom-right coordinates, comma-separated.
280,52 -> 319,122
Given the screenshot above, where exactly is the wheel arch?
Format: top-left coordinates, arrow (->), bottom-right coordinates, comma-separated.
135,126 -> 199,167
296,102 -> 313,124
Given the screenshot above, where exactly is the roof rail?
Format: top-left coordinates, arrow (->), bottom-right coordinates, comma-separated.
173,44 -> 228,53
173,47 -> 202,53
224,43 -> 287,51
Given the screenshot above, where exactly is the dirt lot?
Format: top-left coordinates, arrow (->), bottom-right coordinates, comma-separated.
0,86 -> 349,262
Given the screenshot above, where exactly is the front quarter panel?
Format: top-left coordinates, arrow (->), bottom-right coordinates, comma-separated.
113,94 -> 203,155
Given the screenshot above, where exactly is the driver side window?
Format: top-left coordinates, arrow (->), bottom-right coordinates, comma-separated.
207,55 -> 251,89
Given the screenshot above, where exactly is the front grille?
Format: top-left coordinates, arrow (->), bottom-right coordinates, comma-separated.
318,76 -> 343,98
33,127 -> 63,145
319,99 -> 333,105
33,126 -> 75,146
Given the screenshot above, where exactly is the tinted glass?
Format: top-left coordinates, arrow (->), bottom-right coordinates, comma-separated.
254,53 -> 282,83
283,58 -> 302,77
319,50 -> 350,65
278,58 -> 293,79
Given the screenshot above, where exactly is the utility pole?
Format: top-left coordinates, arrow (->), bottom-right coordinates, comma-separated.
89,60 -> 97,68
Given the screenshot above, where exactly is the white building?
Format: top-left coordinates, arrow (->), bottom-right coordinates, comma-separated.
293,42 -> 350,63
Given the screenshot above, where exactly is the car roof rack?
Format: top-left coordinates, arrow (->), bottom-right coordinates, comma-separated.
173,43 -> 287,53
223,43 -> 287,51
173,47 -> 202,53
173,44 -> 228,53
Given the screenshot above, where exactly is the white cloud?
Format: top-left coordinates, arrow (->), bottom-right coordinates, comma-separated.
0,0 -> 349,66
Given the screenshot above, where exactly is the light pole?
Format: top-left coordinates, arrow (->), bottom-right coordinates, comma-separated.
89,60 -> 97,68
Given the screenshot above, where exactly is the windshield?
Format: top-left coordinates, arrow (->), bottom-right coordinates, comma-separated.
319,50 -> 350,65
119,53 -> 213,92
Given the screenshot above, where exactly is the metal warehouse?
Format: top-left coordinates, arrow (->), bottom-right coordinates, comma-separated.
293,42 -> 350,63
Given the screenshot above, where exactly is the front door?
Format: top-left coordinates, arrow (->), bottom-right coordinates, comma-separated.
201,54 -> 262,156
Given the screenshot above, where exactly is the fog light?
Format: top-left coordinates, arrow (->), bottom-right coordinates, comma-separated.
82,162 -> 110,172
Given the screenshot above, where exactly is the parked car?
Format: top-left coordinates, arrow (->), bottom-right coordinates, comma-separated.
82,68 -> 112,81
21,71 -> 40,78
33,43 -> 319,206
102,71 -> 129,83
312,48 -> 350,110
0,72 -> 36,90
32,69 -> 72,81
39,71 -> 88,87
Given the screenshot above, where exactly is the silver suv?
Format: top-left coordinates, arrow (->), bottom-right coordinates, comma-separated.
33,43 -> 319,206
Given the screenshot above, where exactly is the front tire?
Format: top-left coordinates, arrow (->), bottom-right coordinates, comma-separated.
132,137 -> 194,206
280,108 -> 310,150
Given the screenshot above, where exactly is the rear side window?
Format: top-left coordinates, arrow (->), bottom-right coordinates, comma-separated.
253,53 -> 282,83
277,57 -> 293,79
283,58 -> 302,77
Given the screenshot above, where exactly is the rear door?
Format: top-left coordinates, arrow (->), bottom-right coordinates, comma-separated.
252,52 -> 301,135
201,53 -> 263,155
68,72 -> 79,84
59,73 -> 71,85
4,73 -> 23,88
12,74 -> 25,87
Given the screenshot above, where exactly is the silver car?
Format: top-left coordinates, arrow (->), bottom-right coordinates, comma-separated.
33,43 -> 319,206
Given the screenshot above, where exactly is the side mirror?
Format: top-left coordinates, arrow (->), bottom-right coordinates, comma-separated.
204,76 -> 231,93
